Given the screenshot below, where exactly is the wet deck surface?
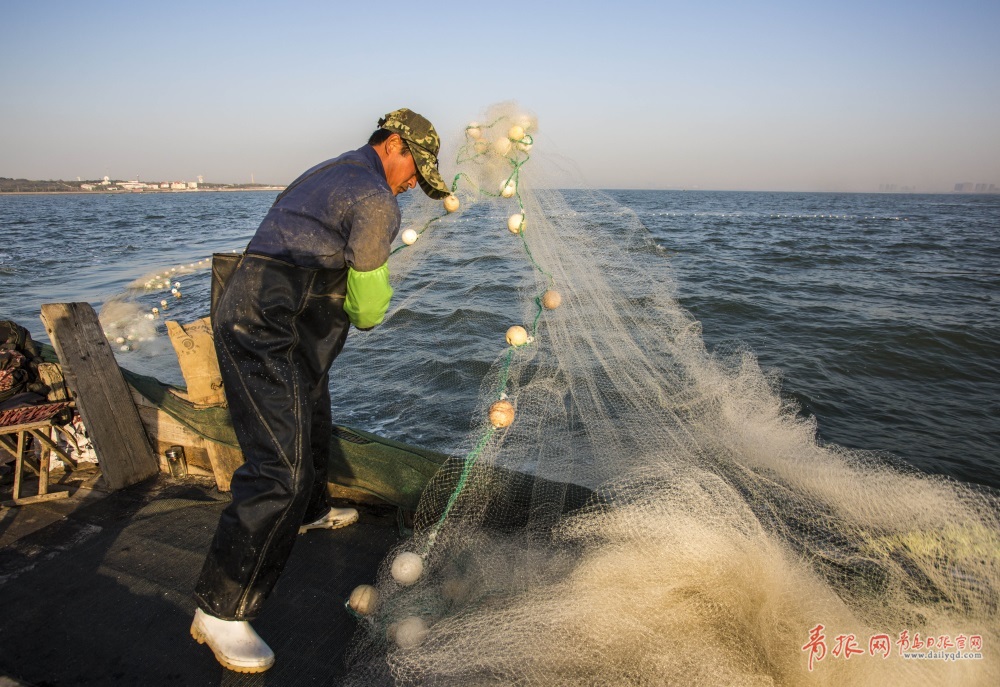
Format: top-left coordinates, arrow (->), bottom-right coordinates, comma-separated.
0,468 -> 401,686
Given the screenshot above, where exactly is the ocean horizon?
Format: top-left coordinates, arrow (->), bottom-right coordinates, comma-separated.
1,189 -> 997,490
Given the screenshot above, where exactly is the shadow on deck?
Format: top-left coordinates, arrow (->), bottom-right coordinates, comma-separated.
0,469 -> 401,686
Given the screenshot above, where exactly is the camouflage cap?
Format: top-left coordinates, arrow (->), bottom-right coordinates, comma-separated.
378,108 -> 450,199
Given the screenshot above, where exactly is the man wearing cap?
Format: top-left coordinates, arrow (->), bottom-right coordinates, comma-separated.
190,109 -> 450,673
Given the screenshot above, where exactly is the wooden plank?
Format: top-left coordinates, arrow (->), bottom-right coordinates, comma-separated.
37,362 -> 69,401
203,442 -> 243,492
40,303 -> 159,491
129,388 -> 215,474
1,491 -> 69,508
130,388 -> 227,484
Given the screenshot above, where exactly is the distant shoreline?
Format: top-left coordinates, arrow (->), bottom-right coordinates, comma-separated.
0,187 -> 285,196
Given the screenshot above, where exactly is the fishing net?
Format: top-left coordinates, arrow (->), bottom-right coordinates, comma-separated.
339,102 -> 999,685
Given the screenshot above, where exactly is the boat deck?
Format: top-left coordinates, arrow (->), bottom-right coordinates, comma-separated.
0,467 -> 401,686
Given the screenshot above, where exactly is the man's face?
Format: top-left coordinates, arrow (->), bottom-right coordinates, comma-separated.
383,135 -> 419,196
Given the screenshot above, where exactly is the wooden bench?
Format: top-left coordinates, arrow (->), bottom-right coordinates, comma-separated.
0,402 -> 76,506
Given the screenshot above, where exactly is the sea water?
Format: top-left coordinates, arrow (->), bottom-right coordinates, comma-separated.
1,190 -> 997,490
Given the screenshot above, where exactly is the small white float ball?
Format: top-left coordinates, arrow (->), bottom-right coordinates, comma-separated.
115,336 -> 125,344
391,552 -> 424,586
493,137 -> 512,156
474,140 -> 489,154
151,307 -> 159,315
507,213 -> 525,234
466,122 -> 482,140
489,400 -> 515,428
444,195 -> 460,213
401,228 -> 418,245
393,616 -> 429,649
507,125 -> 525,141
501,181 -> 517,198
160,299 -> 168,307
506,325 -> 528,346
120,345 -> 130,352
542,290 -> 562,309
348,584 -> 379,615
145,313 -> 155,320
173,281 -> 181,288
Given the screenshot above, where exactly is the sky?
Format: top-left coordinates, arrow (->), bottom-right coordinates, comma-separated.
2,0 -> 998,192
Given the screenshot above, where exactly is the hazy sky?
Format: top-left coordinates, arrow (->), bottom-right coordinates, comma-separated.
2,0 -> 998,192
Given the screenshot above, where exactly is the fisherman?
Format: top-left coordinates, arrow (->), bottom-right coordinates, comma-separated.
190,109 -> 450,673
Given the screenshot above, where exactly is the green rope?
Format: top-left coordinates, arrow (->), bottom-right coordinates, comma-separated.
517,228 -> 552,281
421,426 -> 496,554
530,294 -> 545,336
390,212 -> 446,256
416,119 -> 556,558
496,347 -> 515,399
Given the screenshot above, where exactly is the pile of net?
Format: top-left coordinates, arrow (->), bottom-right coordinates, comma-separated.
340,102 -> 998,685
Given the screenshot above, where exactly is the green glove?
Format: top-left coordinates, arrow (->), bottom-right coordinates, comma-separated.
343,263 -> 393,330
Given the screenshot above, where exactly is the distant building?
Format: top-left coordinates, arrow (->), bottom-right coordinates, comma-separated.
80,184 -> 95,190
100,176 -> 111,186
170,181 -> 186,190
120,181 -> 146,190
187,181 -> 198,189
160,183 -> 170,189
954,182 -> 975,193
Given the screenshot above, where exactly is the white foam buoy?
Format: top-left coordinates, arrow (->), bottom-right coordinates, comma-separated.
501,181 -> 517,198
474,140 -> 489,154
489,400 -> 515,428
493,137 -> 512,156
507,124 -> 525,141
348,584 -> 379,615
160,299 -> 168,307
542,290 -> 562,309
391,552 -> 423,586
401,228 -> 418,245
115,336 -> 125,344
507,213 -> 525,234
444,195 -> 460,213
506,325 -> 528,347
393,616 -> 429,649
466,122 -> 482,140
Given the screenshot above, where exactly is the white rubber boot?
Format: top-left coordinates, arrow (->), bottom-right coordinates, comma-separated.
298,506 -> 359,534
190,608 -> 275,673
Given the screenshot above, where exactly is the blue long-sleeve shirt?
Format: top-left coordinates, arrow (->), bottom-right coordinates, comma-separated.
247,146 -> 401,272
